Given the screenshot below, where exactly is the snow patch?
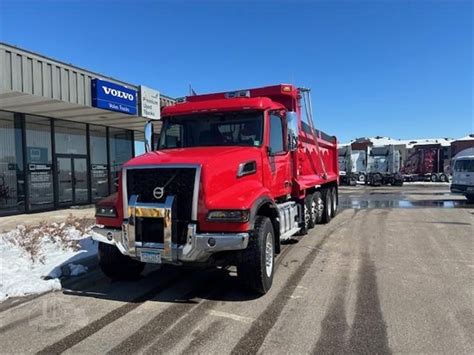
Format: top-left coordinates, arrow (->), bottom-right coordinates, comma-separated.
0,223 -> 97,302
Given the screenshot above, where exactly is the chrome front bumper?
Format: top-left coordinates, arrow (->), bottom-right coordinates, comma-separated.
92,194 -> 248,263
92,224 -> 249,263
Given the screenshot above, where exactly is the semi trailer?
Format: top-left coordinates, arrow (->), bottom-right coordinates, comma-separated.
401,144 -> 450,182
91,84 -> 339,294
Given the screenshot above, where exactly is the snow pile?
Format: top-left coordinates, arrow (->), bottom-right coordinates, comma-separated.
0,216 -> 97,301
453,134 -> 474,142
343,136 -> 459,148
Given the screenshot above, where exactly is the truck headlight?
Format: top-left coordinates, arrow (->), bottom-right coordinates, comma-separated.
207,210 -> 249,222
95,206 -> 117,218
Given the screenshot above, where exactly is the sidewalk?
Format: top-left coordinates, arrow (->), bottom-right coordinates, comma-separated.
0,207 -> 95,233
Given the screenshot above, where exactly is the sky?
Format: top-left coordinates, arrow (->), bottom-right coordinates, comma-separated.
0,0 -> 472,143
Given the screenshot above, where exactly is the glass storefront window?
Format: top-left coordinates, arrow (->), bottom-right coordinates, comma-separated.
54,120 -> 87,155
25,115 -> 54,211
134,131 -> 145,157
1,111 -> 142,213
109,128 -> 133,192
0,111 -> 25,214
90,125 -> 109,201
54,120 -> 89,205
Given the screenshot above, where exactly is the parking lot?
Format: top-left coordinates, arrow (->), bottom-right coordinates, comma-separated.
0,183 -> 472,354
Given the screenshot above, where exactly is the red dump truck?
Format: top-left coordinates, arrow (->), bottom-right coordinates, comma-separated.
92,84 -> 338,294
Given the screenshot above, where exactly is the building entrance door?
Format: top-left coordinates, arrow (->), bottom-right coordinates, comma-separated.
57,155 -> 89,205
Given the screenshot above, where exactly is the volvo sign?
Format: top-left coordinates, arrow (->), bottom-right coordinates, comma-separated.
91,79 -> 137,115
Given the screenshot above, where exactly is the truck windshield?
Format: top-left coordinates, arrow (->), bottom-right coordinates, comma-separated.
454,159 -> 474,172
158,111 -> 263,149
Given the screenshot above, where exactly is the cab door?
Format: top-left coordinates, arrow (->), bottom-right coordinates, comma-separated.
266,111 -> 292,198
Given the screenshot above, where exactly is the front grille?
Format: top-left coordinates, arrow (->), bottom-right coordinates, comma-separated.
126,167 -> 197,244
136,217 -> 164,244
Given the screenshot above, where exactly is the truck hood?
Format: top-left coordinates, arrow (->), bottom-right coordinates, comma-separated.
125,146 -> 262,168
124,146 -> 268,213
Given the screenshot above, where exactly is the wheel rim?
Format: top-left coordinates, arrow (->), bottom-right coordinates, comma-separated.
327,194 -> 332,218
359,174 -> 365,182
332,190 -> 337,212
265,232 -> 273,278
311,200 -> 317,224
317,197 -> 324,218
304,203 -> 310,226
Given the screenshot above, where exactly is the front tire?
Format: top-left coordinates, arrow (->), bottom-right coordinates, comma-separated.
237,216 -> 275,294
466,194 -> 474,203
98,242 -> 145,280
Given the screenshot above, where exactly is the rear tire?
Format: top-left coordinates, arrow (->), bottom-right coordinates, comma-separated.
393,179 -> 403,186
439,173 -> 448,183
98,242 -> 145,280
371,173 -> 382,186
358,173 -> 366,183
237,216 -> 275,294
304,193 -> 316,230
430,174 -> 438,182
313,191 -> 324,224
330,187 -> 338,217
321,188 -> 332,224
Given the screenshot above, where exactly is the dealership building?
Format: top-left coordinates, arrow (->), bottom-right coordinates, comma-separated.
0,42 -> 174,216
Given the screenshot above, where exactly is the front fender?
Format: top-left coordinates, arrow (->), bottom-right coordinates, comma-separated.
198,181 -> 273,233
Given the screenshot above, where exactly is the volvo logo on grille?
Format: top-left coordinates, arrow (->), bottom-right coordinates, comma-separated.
152,187 -> 164,199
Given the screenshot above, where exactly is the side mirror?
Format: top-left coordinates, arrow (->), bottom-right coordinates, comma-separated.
286,111 -> 298,151
144,121 -> 154,152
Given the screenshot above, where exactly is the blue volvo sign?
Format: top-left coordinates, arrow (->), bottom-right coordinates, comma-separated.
91,79 -> 137,115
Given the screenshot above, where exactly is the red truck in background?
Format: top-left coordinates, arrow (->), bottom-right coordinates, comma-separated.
92,84 -> 338,294
401,144 -> 450,182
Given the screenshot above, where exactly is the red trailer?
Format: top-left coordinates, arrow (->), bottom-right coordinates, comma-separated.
91,84 -> 338,293
401,144 -> 450,182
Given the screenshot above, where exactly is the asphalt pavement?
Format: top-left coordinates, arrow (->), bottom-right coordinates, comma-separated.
0,183 -> 472,354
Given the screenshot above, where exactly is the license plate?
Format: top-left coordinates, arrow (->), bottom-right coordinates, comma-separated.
139,249 -> 162,264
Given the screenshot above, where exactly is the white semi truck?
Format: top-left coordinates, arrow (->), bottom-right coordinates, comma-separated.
366,145 -> 404,186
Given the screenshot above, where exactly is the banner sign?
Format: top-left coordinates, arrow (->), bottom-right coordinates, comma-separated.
139,86 -> 161,120
91,79 -> 137,115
